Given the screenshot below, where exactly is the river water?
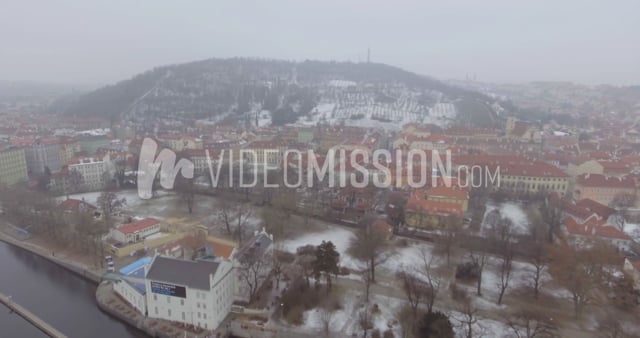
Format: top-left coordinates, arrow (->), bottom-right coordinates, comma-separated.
0,241 -> 146,338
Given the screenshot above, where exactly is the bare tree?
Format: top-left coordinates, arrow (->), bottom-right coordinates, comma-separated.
260,191 -> 296,236
397,269 -> 426,319
529,243 -> 549,299
97,191 -> 126,226
234,203 -> 253,244
396,305 -> 415,338
358,306 -> 374,338
348,226 -> 391,283
548,242 -> 616,317
362,269 -> 372,303
539,200 -> 562,244
175,174 -> 195,213
272,248 -> 284,290
435,215 -> 462,266
417,248 -> 441,314
454,296 -> 478,338
467,245 -> 488,297
496,244 -> 514,305
597,313 -> 626,338
237,250 -> 271,303
218,199 -> 234,235
217,200 -> 253,243
508,309 -> 557,338
319,306 -> 334,337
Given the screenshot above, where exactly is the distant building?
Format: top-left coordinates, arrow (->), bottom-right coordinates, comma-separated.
505,117 -> 541,143
454,155 -> 569,196
68,155 -> 113,190
24,140 -> 62,175
564,216 -> 632,251
0,146 -> 28,185
77,135 -> 110,155
58,198 -> 99,216
573,174 -> 636,206
112,218 -> 161,244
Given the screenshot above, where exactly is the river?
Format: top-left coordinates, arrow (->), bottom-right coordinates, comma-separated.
0,241 -> 146,338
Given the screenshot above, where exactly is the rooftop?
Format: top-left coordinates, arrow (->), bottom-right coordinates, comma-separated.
146,255 -> 220,290
117,218 -> 160,235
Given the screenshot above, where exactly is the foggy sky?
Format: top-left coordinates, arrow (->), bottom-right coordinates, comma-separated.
1,0 -> 638,86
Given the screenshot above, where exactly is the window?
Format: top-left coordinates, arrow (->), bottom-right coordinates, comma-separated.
197,303 -> 200,308
167,296 -> 170,304
198,312 -> 201,319
154,307 -> 158,315
182,312 -> 186,320
203,304 -> 206,309
203,313 -> 206,319
180,299 -> 184,306
153,294 -> 157,301
168,309 -> 172,316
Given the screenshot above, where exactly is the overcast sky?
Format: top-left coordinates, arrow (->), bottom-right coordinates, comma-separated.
1,0 -> 638,86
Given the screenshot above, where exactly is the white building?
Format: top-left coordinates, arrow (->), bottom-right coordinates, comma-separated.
112,218 -> 161,244
145,256 -> 235,331
68,155 -> 113,190
113,279 -> 147,315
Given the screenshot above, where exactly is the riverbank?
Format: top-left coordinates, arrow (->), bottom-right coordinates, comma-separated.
0,225 -> 102,284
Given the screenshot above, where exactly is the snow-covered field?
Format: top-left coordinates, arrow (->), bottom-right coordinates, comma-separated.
624,222 -> 640,243
279,225 -> 440,275
301,291 -> 404,337
58,189 -> 221,221
294,98 -> 456,131
482,202 -> 530,235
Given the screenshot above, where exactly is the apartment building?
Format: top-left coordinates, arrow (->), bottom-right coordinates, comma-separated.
0,146 -> 28,186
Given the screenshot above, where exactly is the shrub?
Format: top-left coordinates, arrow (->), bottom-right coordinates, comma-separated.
449,283 -> 469,303
285,305 -> 305,325
455,261 -> 480,281
296,244 -> 316,256
416,311 -> 454,338
383,329 -> 395,338
371,329 -> 381,338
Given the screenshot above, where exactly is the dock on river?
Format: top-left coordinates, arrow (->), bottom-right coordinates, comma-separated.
0,292 -> 68,338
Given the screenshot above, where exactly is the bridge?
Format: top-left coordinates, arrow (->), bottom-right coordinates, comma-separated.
0,292 -> 68,338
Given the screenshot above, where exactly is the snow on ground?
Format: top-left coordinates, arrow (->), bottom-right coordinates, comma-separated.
60,189 -> 220,221
482,202 -> 530,235
280,225 -> 440,274
624,223 -> 640,243
256,110 -> 272,127
379,243 -> 437,274
302,291 -> 403,337
279,227 -> 362,269
294,98 -> 455,131
302,289 -> 358,332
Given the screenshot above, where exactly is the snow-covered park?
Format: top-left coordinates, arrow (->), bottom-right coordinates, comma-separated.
482,201 -> 531,236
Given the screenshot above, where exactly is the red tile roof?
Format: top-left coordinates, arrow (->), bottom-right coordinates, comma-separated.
117,218 -> 160,235
426,186 -> 469,200
58,198 -> 96,213
565,217 -> 630,241
574,199 -> 616,220
576,174 -> 635,188
407,195 -> 463,216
